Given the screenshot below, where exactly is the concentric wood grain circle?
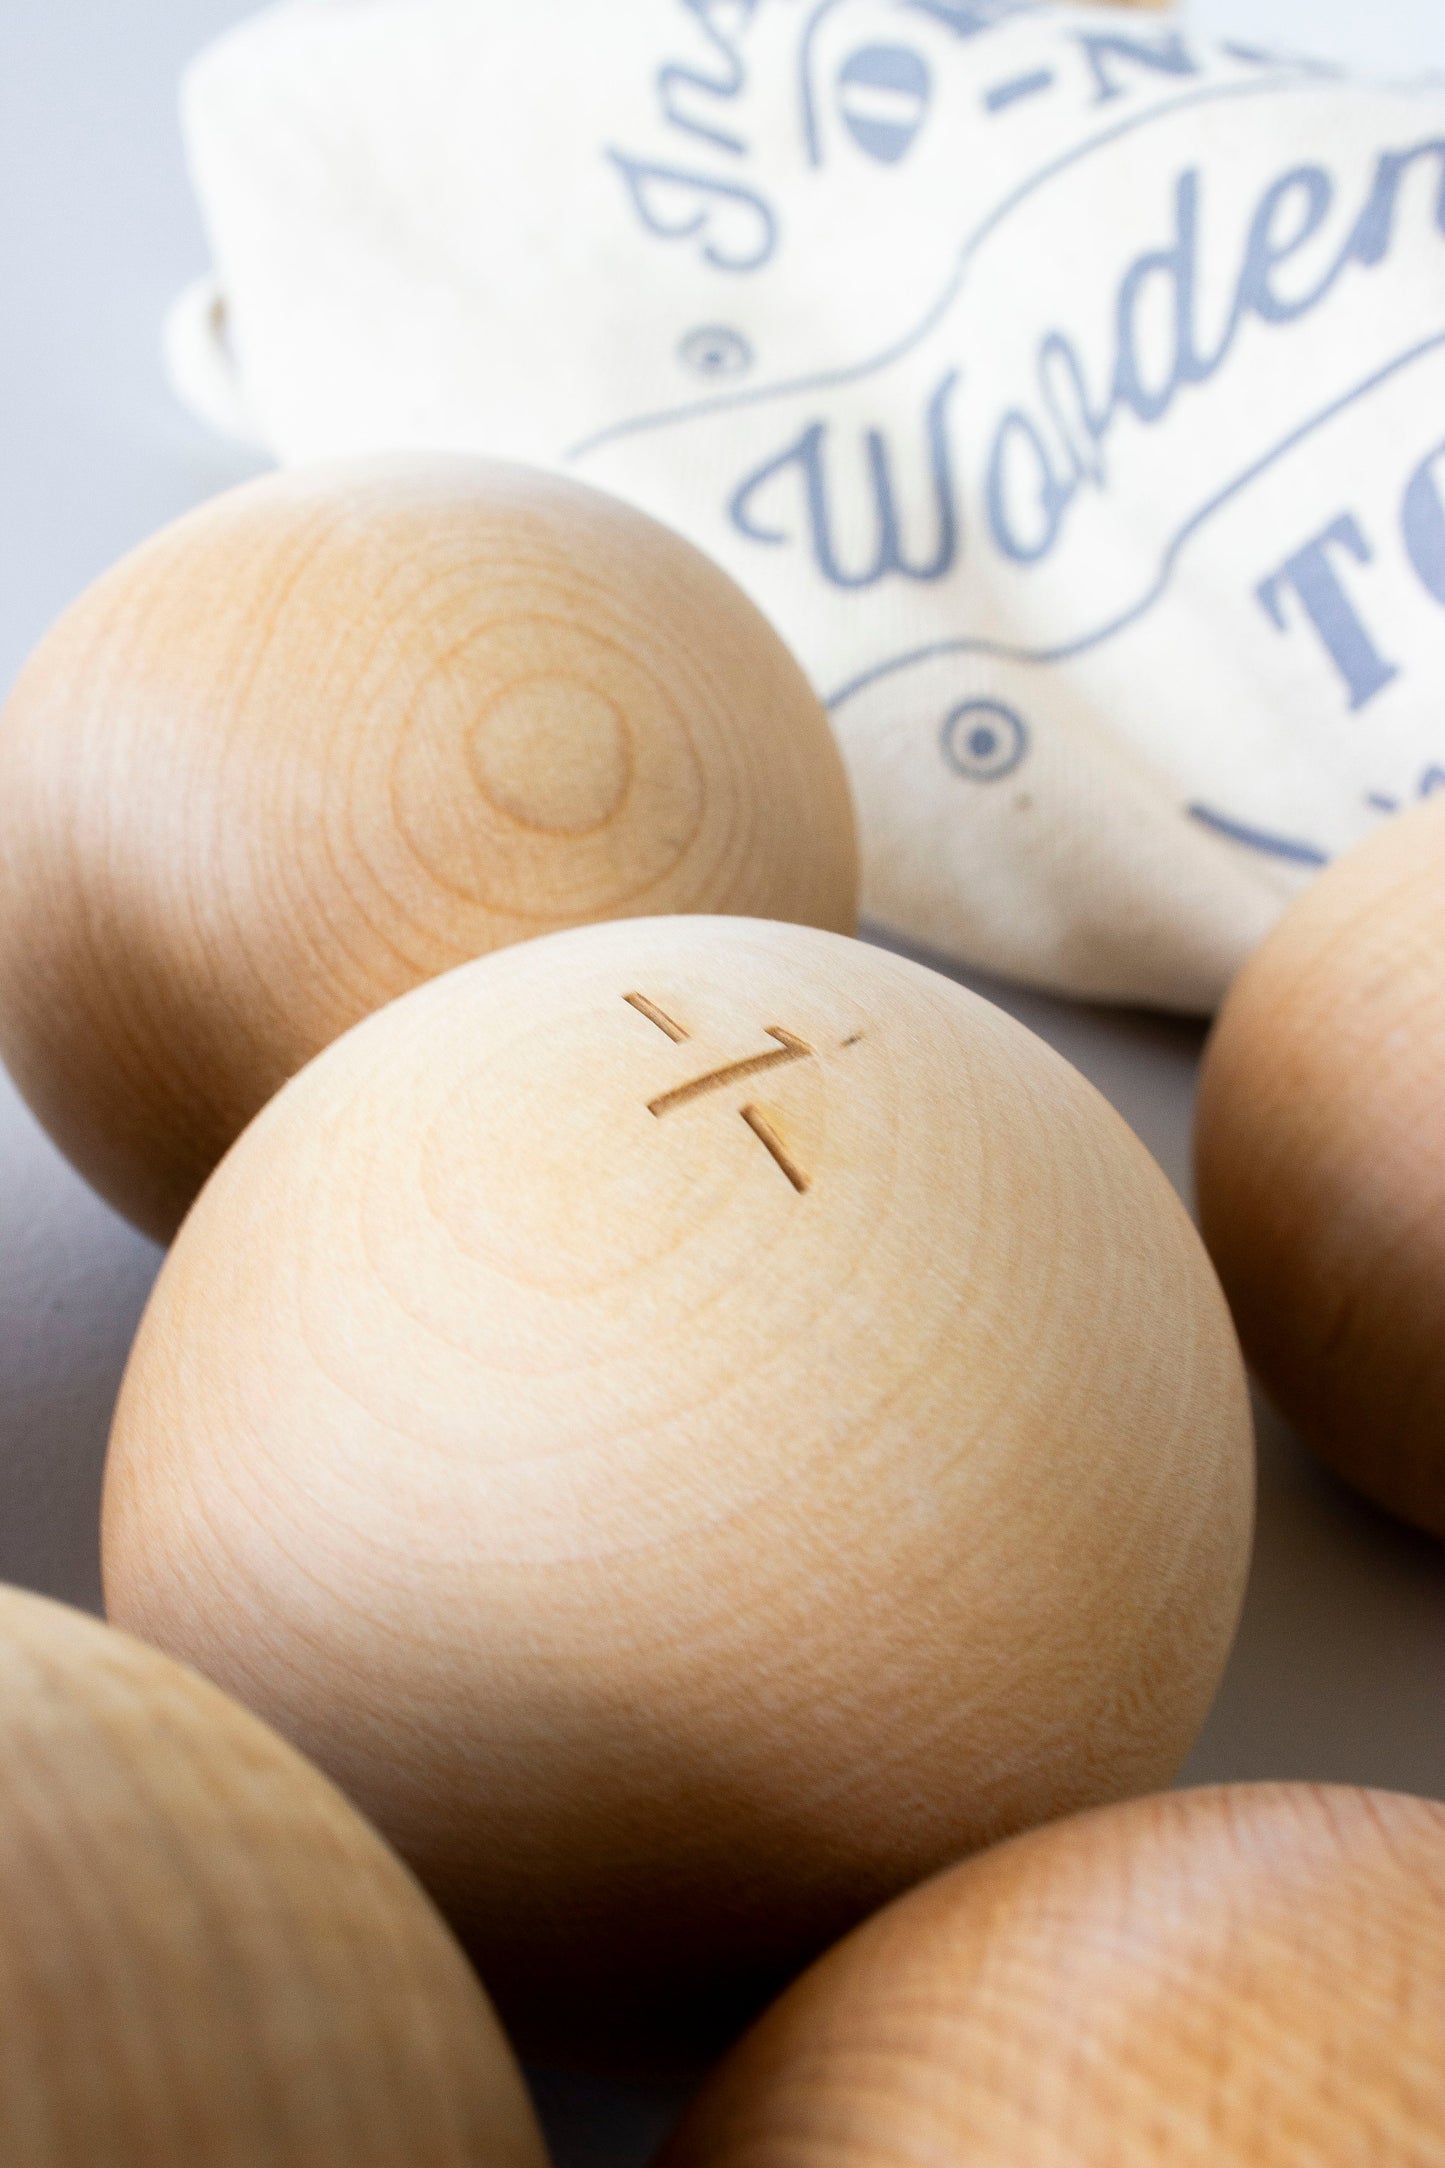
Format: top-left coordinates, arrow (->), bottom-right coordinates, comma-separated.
0,457 -> 856,1238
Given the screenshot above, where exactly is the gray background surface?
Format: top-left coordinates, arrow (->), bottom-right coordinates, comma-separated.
1,3 -> 1442,2160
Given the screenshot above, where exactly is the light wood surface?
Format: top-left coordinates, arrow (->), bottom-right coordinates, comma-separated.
0,456 -> 857,1242
1196,796 -> 1445,1538
0,1582 -> 546,2167
103,915 -> 1253,2068
661,1783 -> 1445,2168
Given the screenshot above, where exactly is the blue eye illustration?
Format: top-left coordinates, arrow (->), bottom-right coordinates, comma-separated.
835,44 -> 932,164
678,325 -> 755,380
941,699 -> 1029,782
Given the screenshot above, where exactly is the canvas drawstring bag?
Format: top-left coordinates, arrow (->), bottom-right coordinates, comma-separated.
167,0 -> 1445,1011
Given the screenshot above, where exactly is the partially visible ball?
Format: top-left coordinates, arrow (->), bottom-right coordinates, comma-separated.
104,915 -> 1253,2067
0,1584 -> 544,2168
1196,795 -> 1445,1535
662,1785 -> 1445,2168
0,457 -> 856,1239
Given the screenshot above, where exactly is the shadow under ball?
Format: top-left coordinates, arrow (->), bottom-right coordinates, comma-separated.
0,456 -> 857,1242
1196,795 -> 1445,1538
662,1784 -> 1445,2168
0,1585 -> 545,2168
104,916 -> 1254,2068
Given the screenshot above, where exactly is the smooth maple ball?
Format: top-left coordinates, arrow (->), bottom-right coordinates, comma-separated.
0,456 -> 857,1241
662,1784 -> 1445,2168
0,1584 -> 544,2168
104,917 -> 1253,2067
1196,795 -> 1445,1537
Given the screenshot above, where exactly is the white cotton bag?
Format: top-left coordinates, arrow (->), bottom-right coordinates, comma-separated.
168,0 -> 1445,1011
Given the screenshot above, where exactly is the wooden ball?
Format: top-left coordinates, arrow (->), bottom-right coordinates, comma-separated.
661,1784 -> 1445,2168
0,456 -> 857,1241
1196,795 -> 1445,1536
103,916 -> 1253,2065
0,1583 -> 544,2168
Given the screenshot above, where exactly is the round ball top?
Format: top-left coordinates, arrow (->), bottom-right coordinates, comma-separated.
0,1584 -> 543,2168
0,455 -> 856,1239
662,1784 -> 1445,2168
105,916 -> 1252,2064
1196,793 -> 1445,1535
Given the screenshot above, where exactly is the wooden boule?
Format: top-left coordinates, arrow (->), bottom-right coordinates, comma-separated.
1196,794 -> 1445,1536
0,456 -> 857,1240
0,1583 -> 545,2168
104,914 -> 1253,2066
662,1784 -> 1445,2168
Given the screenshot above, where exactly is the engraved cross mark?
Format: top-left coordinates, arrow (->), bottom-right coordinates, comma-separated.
624,993 -> 816,1192
646,1026 -> 813,1117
